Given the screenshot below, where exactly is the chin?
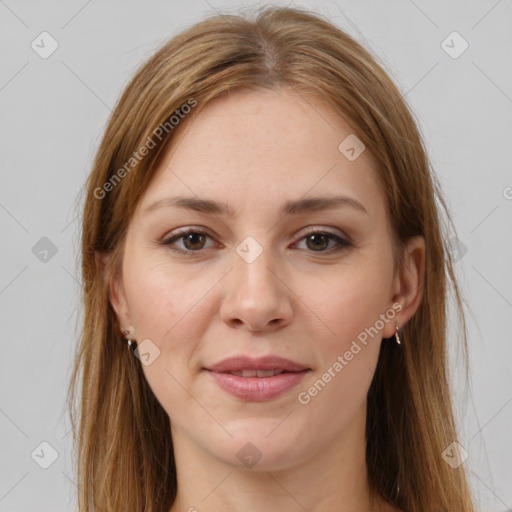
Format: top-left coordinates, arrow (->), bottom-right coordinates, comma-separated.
207,426 -> 309,472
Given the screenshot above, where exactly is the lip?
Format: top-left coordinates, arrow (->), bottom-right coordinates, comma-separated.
203,355 -> 311,402
205,370 -> 309,401
205,355 -> 309,373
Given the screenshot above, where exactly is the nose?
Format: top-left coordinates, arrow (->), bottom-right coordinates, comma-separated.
219,247 -> 294,332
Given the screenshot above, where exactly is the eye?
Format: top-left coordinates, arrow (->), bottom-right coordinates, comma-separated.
160,229 -> 215,254
159,228 -> 352,256
294,229 -> 352,253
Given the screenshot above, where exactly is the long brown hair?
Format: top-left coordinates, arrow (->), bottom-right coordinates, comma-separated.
68,6 -> 475,511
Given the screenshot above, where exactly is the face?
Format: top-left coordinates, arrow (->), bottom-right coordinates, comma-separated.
110,88 -> 406,471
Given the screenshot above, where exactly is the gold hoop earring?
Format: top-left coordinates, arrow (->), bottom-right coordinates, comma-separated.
395,324 -> 401,345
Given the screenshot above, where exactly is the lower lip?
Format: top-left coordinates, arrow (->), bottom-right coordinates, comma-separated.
205,370 -> 309,401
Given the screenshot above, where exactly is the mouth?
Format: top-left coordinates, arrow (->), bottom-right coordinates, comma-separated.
202,355 -> 311,401
204,368 -> 310,401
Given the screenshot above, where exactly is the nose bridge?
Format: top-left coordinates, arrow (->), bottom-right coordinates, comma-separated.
220,233 -> 293,331
234,234 -> 280,298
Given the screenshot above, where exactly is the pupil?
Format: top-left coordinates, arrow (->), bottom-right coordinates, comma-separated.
307,234 -> 327,250
185,233 -> 204,250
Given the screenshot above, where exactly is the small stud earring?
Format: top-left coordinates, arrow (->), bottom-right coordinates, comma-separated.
123,328 -> 137,350
395,324 -> 401,345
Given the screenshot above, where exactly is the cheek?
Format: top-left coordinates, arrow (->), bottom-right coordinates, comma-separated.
294,268 -> 388,441
123,253 -> 200,339
125,275 -> 175,338
299,253 -> 392,402
122,259 -> 206,416
313,260 -> 393,350
122,254 -> 217,382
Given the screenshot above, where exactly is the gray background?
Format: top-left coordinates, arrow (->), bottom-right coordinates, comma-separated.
1,0 -> 511,510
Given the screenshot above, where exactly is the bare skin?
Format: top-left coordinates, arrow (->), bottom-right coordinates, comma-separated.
107,88 -> 424,512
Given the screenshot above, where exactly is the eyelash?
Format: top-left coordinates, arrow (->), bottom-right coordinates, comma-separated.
159,228 -> 352,256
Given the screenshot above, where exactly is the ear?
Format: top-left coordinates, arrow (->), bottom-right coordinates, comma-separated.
94,251 -> 133,333
383,235 -> 426,338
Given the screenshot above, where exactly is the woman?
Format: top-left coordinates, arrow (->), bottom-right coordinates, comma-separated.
68,6 -> 475,511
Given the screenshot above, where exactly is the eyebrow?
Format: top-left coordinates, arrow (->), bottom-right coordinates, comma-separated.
143,194 -> 368,217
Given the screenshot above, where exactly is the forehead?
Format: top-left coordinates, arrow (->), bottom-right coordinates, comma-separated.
137,88 -> 384,220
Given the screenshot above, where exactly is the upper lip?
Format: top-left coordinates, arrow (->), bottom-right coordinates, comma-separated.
204,355 -> 310,373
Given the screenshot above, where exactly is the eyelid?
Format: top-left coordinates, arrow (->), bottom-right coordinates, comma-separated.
298,226 -> 352,244
161,225 -> 350,242
159,225 -> 353,255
